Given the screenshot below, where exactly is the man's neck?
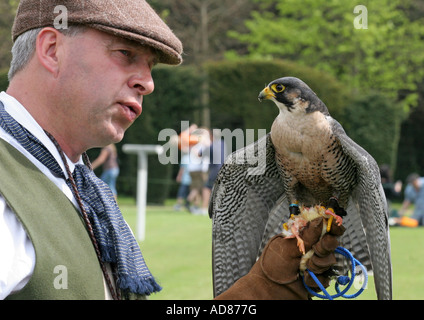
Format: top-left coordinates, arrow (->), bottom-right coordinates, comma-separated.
6,84 -> 84,164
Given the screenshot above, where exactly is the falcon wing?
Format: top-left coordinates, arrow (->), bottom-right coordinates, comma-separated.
209,133 -> 286,297
329,117 -> 392,300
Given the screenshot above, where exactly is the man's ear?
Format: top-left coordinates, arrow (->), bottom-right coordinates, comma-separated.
36,27 -> 63,77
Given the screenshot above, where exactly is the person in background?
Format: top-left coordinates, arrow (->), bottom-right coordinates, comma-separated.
92,144 -> 120,199
397,173 -> 424,226
175,124 -> 199,212
379,164 -> 402,217
200,130 -> 226,216
174,151 -> 191,212
186,127 -> 210,215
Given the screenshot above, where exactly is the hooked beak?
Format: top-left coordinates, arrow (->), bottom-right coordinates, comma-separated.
258,87 -> 275,102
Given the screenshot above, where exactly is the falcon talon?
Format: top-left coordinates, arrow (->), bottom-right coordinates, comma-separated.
327,216 -> 334,232
325,208 -> 343,226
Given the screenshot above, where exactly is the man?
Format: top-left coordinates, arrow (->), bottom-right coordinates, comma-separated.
0,0 -> 342,300
0,0 -> 182,300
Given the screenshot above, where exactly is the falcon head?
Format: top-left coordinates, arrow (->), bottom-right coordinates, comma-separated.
258,77 -> 329,116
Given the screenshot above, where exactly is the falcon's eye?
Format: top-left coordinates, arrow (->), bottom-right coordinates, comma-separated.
271,83 -> 285,93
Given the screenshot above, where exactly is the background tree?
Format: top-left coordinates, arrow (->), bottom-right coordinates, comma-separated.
0,1 -> 18,71
150,0 -> 255,65
150,0 -> 256,128
227,0 -> 424,111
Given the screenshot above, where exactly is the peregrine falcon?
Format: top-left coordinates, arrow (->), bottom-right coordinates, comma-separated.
209,77 -> 392,300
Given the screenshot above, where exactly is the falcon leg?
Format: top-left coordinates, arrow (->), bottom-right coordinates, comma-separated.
289,201 -> 300,218
325,197 -> 344,231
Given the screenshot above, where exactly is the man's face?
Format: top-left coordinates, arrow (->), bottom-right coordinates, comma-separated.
54,28 -> 157,150
412,178 -> 421,191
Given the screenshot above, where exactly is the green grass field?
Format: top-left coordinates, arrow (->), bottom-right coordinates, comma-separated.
119,197 -> 424,300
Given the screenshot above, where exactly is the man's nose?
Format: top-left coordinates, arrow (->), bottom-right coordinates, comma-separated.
128,65 -> 154,95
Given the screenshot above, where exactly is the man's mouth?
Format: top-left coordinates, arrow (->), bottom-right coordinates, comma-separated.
118,101 -> 142,120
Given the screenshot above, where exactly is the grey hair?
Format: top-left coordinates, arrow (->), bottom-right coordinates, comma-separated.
8,25 -> 87,81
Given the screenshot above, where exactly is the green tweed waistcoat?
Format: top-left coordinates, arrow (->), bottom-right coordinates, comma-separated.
0,139 -> 105,300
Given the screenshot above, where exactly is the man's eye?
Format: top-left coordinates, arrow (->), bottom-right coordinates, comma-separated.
119,50 -> 131,57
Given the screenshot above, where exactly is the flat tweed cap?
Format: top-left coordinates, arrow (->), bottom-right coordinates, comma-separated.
12,0 -> 183,65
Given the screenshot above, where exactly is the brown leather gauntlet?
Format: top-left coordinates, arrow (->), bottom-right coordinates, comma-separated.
215,217 -> 345,300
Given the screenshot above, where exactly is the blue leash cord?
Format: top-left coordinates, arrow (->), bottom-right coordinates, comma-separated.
301,246 -> 368,300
